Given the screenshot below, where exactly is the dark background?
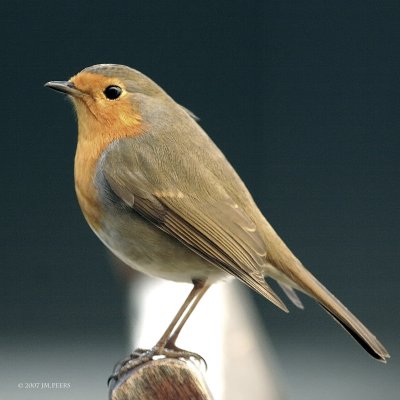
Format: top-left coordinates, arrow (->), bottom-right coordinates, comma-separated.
1,1 -> 399,399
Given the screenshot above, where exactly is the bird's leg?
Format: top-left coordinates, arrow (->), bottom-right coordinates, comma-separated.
156,279 -> 210,351
162,280 -> 210,351
109,280 -> 210,384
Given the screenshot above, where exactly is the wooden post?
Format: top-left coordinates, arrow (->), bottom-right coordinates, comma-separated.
109,358 -> 213,400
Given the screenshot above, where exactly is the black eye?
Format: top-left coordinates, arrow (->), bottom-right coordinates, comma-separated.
104,85 -> 122,100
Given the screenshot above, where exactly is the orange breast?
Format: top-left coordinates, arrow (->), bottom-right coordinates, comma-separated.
73,95 -> 144,230
74,137 -> 104,230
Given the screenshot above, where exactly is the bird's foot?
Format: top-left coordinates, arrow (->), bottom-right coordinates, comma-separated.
161,343 -> 207,369
108,345 -> 206,386
108,348 -> 152,385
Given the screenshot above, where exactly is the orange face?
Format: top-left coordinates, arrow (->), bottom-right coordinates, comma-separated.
70,72 -> 143,139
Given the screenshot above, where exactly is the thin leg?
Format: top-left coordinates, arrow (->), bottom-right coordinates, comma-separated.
164,282 -> 210,348
155,280 -> 210,350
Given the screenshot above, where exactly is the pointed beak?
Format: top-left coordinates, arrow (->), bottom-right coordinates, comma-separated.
44,81 -> 83,97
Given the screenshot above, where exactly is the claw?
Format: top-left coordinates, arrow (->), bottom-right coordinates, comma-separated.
107,348 -> 154,386
107,373 -> 117,387
162,344 -> 208,370
108,345 -> 207,385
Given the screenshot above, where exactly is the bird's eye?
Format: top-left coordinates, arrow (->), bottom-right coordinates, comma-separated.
104,85 -> 122,100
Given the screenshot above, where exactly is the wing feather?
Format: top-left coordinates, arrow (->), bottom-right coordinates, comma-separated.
102,142 -> 287,312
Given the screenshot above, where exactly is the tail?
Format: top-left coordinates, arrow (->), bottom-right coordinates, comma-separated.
291,266 -> 390,362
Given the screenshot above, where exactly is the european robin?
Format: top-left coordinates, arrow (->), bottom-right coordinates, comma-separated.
45,64 -> 389,376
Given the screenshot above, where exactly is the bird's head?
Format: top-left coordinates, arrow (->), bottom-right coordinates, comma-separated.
45,64 -> 167,136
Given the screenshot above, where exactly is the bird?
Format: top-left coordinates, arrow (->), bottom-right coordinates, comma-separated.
45,64 -> 389,377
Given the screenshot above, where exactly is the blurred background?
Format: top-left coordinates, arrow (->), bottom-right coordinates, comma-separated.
0,1 -> 399,399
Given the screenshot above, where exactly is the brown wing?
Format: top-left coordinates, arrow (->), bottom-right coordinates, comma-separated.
102,139 -> 288,312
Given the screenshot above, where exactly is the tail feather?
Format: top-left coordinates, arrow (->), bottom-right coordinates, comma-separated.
278,281 -> 304,309
297,268 -> 390,362
320,304 -> 388,361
